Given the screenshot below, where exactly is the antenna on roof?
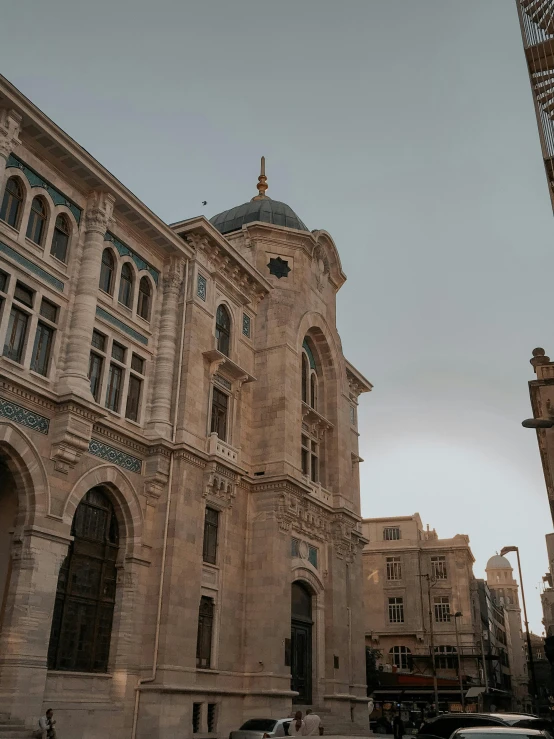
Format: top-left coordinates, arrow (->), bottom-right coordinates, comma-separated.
252,156 -> 269,201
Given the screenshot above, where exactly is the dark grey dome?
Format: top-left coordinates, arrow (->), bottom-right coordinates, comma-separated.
210,198 -> 309,235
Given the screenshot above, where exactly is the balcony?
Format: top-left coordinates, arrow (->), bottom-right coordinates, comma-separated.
208,432 -> 239,464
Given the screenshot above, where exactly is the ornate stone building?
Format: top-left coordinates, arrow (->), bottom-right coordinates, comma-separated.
0,76 -> 372,739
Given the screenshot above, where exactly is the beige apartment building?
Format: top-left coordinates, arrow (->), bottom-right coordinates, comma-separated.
0,74 -> 373,739
362,515 -> 481,709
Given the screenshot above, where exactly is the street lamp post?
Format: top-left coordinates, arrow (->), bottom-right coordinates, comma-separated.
454,612 -> 465,711
423,574 -> 440,711
500,546 -> 538,713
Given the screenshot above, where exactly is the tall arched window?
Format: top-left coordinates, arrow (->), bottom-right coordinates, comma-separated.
48,487 -> 119,673
390,646 -> 411,670
51,214 -> 71,263
215,304 -> 231,356
302,353 -> 309,403
137,276 -> 152,321
99,249 -> 115,294
0,177 -> 24,229
118,263 -> 134,308
26,197 -> 48,245
302,340 -> 318,411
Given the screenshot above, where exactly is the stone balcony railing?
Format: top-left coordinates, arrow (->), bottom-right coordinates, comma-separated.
208,432 -> 239,464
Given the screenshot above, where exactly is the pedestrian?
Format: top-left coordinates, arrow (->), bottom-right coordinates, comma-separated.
393,713 -> 405,739
289,711 -> 305,737
35,709 -> 57,739
304,709 -> 322,736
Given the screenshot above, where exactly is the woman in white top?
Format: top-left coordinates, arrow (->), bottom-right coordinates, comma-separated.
288,711 -> 305,737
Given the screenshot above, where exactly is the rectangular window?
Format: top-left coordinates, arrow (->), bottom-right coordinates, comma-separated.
131,353 -> 144,374
40,298 -> 58,323
31,322 -> 54,375
88,352 -> 104,401
350,405 -> 356,426
0,270 -> 8,293
384,527 -> 401,541
434,596 -> 451,623
192,703 -> 201,734
210,387 -> 228,440
13,281 -> 34,308
92,330 -> 106,351
105,363 -> 123,412
386,556 -> 402,581
203,507 -> 219,565
388,597 -> 404,623
3,307 -> 29,363
196,596 -> 214,668
207,704 -> 217,733
301,435 -> 309,475
125,374 -> 142,422
310,440 -> 319,483
111,341 -> 126,363
431,555 -> 447,580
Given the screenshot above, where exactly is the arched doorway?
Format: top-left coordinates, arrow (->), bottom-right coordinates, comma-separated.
0,458 -> 18,632
291,581 -> 313,704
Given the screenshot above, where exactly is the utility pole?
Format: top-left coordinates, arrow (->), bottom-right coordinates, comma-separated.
454,612 -> 465,711
423,573 -> 440,711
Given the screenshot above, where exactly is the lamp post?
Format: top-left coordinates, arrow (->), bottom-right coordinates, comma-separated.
423,573 -> 440,711
500,546 -> 538,712
454,611 -> 465,711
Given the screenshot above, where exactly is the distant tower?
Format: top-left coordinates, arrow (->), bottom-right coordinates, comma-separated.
516,1 -> 554,212
486,555 -> 529,709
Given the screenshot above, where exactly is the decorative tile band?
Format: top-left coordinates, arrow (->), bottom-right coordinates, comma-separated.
88,438 -> 142,473
6,154 -> 82,224
0,397 -> 50,434
96,307 -> 148,345
104,232 -> 159,285
0,241 -> 65,292
197,273 -> 207,301
242,313 -> 251,337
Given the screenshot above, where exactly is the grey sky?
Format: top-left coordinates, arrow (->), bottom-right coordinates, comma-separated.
2,0 -> 552,631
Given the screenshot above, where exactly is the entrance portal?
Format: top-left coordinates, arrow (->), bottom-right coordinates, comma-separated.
0,459 -> 18,632
291,581 -> 313,704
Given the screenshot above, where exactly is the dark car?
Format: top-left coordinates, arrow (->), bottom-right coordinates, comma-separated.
417,713 -> 554,739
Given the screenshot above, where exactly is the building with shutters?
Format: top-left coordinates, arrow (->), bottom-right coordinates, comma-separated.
0,75 -> 372,739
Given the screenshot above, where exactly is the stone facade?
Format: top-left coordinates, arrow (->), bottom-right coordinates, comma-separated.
0,75 -> 372,739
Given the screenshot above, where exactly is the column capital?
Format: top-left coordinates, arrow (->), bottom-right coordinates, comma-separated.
163,255 -> 186,294
84,190 -> 116,234
0,109 -> 22,161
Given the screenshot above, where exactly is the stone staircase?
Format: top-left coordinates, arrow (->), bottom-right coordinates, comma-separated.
292,706 -> 370,737
0,714 -> 31,739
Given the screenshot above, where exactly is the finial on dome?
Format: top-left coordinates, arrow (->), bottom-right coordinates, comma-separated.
252,156 -> 269,201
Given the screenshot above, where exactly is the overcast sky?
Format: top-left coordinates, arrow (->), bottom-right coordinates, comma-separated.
2,0 -> 553,632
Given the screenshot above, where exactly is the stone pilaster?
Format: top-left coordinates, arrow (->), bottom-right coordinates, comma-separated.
146,257 -> 185,439
0,530 -> 70,726
57,190 -> 115,400
0,109 -> 22,193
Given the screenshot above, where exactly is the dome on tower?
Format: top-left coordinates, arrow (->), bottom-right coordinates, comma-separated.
210,157 -> 309,236
486,554 -> 512,570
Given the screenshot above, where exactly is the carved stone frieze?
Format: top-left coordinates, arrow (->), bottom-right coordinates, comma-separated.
0,109 -> 22,160
203,461 -> 238,507
85,190 -> 115,234
275,488 -> 332,543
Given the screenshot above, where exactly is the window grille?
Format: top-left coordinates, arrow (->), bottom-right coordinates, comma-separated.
388,597 -> 404,623
383,527 -> 400,541
386,557 -> 402,581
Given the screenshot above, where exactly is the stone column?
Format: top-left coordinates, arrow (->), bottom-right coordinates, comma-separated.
0,531 -> 70,725
0,109 -> 22,193
146,257 -> 185,439
57,190 -> 115,400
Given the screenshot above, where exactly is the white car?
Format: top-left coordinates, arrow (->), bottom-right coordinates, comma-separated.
229,718 -> 293,739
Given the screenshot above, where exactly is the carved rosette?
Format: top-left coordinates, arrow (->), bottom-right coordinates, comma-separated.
84,190 -> 116,234
0,109 -> 22,160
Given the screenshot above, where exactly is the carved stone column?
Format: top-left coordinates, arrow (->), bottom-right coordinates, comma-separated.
0,109 -> 22,193
57,190 -> 115,400
146,257 -> 185,439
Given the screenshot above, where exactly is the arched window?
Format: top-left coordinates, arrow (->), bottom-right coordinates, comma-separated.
26,197 -> 48,245
302,353 -> 309,403
302,340 -> 318,410
99,249 -> 115,294
390,646 -> 411,670
215,304 -> 231,356
137,276 -> 152,321
118,263 -> 134,308
47,488 -> 119,673
310,373 -> 317,410
51,214 -> 71,263
0,177 -> 24,229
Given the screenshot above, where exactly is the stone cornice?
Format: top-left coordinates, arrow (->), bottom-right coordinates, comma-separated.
346,361 -> 373,399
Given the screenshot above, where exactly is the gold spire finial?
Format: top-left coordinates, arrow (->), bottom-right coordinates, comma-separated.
252,156 -> 269,200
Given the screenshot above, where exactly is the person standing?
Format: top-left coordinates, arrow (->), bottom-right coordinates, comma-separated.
393,713 -> 405,739
289,711 -> 305,737
37,709 -> 57,739
304,709 -> 322,736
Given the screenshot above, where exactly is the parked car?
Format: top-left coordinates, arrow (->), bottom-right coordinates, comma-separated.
417,713 -> 554,739
452,727 -> 553,739
229,718 -> 292,739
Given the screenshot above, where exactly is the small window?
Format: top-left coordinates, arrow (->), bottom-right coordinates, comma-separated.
14,282 -> 34,308
105,363 -> 123,412
215,304 -> 231,356
51,214 -> 70,263
207,704 -> 217,733
137,277 -> 152,321
88,353 -> 104,402
434,596 -> 451,623
118,262 -> 134,308
310,439 -> 319,483
92,330 -> 106,352
125,375 -> 142,422
386,556 -> 402,581
203,507 -> 219,565
310,373 -> 317,410
99,249 -> 115,294
388,597 -> 404,624
131,353 -> 144,374
431,555 -> 447,580
192,703 -> 201,734
301,434 -> 310,475
301,353 -> 309,403
3,307 -> 29,363
40,298 -> 58,323
0,271 -> 7,293
0,177 -> 23,229
434,645 -> 457,669
26,197 -> 48,245
210,387 -> 228,440
111,341 -> 126,363
31,322 -> 54,376
196,596 -> 214,668
390,645 -> 411,670
384,527 -> 400,541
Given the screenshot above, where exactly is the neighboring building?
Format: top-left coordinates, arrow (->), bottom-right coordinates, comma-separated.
362,515 -> 482,710
486,555 -> 529,710
526,632 -> 554,715
0,75 -> 373,739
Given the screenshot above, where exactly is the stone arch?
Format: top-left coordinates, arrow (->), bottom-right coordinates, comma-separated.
291,565 -> 324,596
62,464 -> 143,559
311,229 -> 346,290
297,311 -> 347,389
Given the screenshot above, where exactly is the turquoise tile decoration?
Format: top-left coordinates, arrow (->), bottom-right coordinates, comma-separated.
104,232 -> 159,285
242,313 -> 251,337
88,438 -> 142,473
0,240 -> 64,292
197,273 -> 207,301
6,154 -> 82,224
95,307 -> 148,345
0,397 -> 50,434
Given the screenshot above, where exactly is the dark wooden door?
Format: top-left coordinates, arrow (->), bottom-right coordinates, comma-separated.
291,619 -> 312,704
